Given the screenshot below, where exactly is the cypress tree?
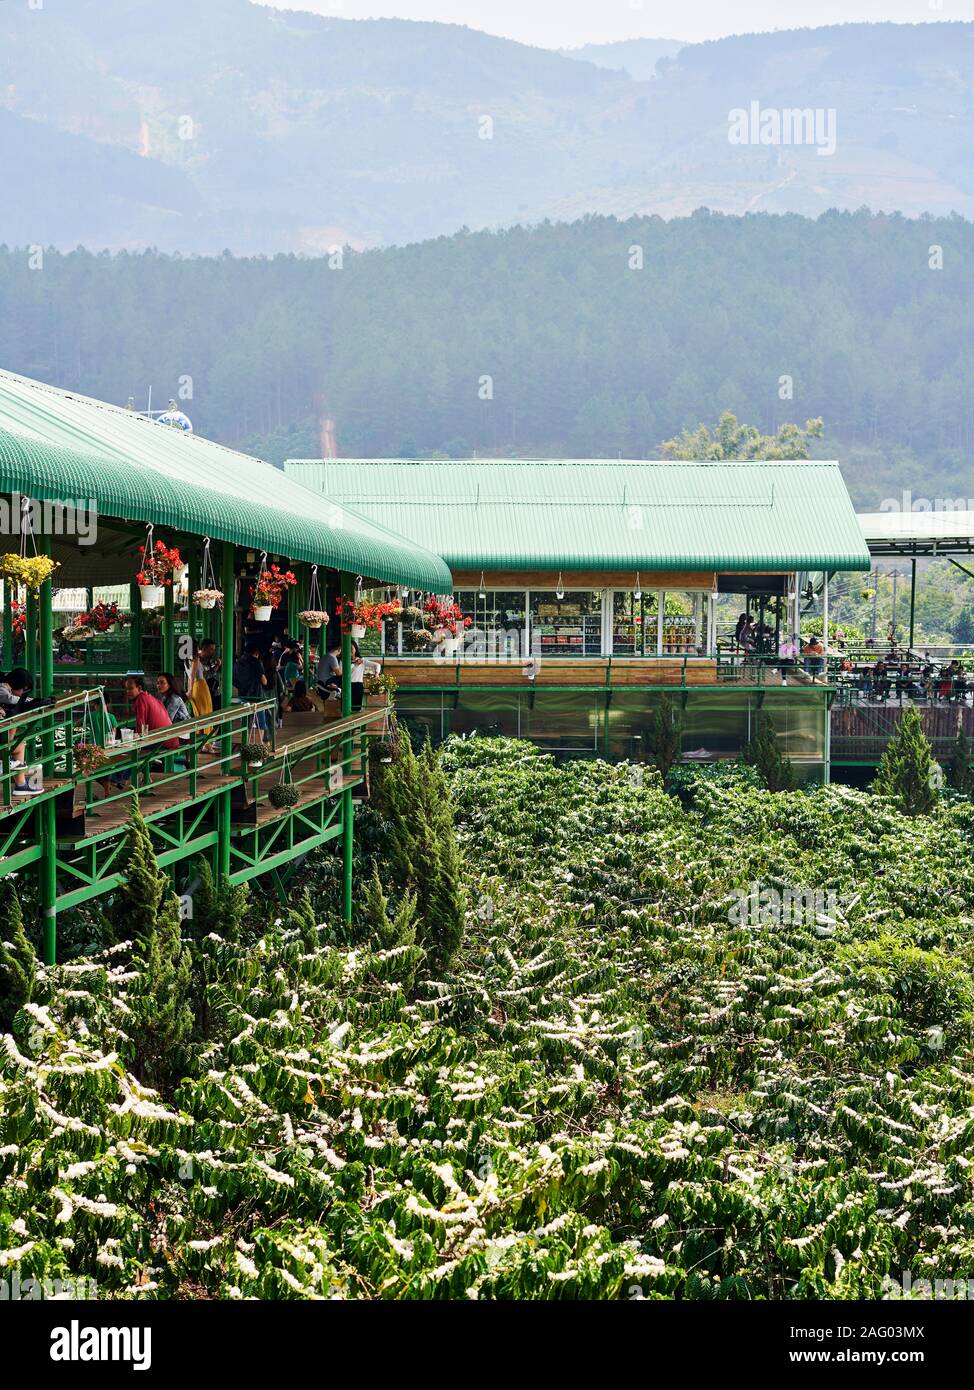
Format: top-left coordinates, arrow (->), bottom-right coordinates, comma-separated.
287,886 -> 319,949
360,867 -> 422,987
417,740 -> 466,970
128,889 -> 194,1092
111,796 -> 167,943
742,713 -> 796,792
0,882 -> 36,1032
191,858 -> 250,942
948,723 -> 973,796
873,706 -> 939,816
649,693 -> 683,782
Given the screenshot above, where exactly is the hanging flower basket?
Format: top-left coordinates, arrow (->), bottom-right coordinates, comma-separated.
299,609 -> 329,630
74,742 -> 109,776
193,588 -> 223,611
0,554 -> 60,590
250,563 -> 297,618
424,596 -> 472,640
63,623 -> 94,643
136,537 -> 182,603
336,596 -> 402,635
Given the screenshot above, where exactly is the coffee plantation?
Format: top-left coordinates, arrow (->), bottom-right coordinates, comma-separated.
2,736 -> 974,1300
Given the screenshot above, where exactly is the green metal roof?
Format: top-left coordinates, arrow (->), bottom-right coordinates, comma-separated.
0,372 -> 452,591
284,459 -> 872,574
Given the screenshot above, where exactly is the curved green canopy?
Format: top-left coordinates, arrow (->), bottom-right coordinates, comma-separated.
0,372 -> 452,591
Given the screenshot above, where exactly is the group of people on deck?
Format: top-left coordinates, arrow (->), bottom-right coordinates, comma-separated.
228,633 -> 368,743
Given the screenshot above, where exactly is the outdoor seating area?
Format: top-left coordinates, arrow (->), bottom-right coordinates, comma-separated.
0,367 -> 451,961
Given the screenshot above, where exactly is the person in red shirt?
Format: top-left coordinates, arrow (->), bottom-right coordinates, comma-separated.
124,675 -> 179,750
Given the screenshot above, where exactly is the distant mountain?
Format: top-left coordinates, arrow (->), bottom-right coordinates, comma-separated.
0,111 -> 202,252
558,38 -> 686,80
1,3 -> 972,251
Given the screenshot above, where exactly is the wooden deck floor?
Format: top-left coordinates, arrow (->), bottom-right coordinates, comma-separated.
385,658 -> 720,688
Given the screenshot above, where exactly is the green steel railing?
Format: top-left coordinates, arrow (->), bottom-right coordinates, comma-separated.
69,698 -> 279,823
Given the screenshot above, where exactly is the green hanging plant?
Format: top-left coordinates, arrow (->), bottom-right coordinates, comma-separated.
269,782 -> 299,809
240,741 -> 265,765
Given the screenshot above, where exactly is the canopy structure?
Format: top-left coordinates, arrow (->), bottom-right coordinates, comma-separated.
284,459 -> 872,574
0,371 -> 452,591
858,510 -> 974,559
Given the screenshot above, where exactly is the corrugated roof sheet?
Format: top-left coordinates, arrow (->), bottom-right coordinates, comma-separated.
859,510 -> 974,547
284,459 -> 871,573
0,372 -> 452,591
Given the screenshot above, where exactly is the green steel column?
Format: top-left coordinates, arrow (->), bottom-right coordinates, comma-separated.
39,536 -> 56,964
341,571 -> 354,925
219,542 -> 235,878
26,587 -> 37,676
908,558 -> 917,651
2,580 -> 13,667
129,582 -> 142,672
288,572 -> 299,645
188,550 -> 200,649
301,569 -> 311,682
163,583 -> 175,673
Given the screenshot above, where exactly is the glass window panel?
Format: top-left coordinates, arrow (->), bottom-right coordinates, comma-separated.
529,591 -> 602,657
612,591 -> 659,656
458,590 -> 528,661
662,592 -> 703,655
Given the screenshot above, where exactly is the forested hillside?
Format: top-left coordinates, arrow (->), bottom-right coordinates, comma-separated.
2,211 -> 973,506
1,3 -> 973,250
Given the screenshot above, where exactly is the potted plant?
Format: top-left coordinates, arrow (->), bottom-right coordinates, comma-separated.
251,564 -> 297,621
240,740 -> 266,771
364,671 -> 397,706
63,623 -> 94,643
268,781 -> 299,809
74,742 -> 109,775
0,554 -> 60,590
298,608 -> 329,631
193,588 -> 223,611
77,601 -> 127,633
137,539 -> 182,607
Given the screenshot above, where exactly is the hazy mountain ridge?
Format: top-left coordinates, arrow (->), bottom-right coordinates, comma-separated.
559,38 -> 686,80
0,4 -> 972,250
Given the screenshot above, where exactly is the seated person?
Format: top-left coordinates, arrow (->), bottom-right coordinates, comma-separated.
802,635 -> 826,675
124,675 -> 179,750
156,672 -> 191,724
285,679 -> 323,714
0,667 -> 42,796
316,640 -> 342,700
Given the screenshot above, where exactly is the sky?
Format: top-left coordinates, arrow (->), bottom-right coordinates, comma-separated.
262,0 -> 974,49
